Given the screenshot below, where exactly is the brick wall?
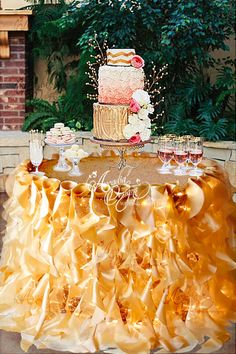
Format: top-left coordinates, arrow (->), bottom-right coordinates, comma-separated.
0,32 -> 29,130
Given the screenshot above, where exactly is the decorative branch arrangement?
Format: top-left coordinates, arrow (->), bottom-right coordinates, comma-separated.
86,33 -> 108,101
145,63 -> 168,119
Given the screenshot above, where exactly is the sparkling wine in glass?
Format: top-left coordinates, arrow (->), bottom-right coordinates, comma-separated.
159,150 -> 173,163
188,139 -> 203,176
174,140 -> 188,175
29,130 -> 45,176
182,135 -> 194,171
157,138 -> 173,174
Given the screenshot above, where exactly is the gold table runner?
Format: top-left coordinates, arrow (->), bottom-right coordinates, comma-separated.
37,152 -> 225,186
39,153 -> 190,186
0,153 -> 235,354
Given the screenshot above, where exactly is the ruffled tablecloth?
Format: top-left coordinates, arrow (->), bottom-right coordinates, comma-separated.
0,154 -> 235,353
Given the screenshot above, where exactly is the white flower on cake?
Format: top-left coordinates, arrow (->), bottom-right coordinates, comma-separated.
136,120 -> 146,132
128,114 -> 139,125
137,108 -> 149,120
140,129 -> 151,141
123,124 -> 138,139
123,119 -> 150,140
143,118 -> 151,128
132,89 -> 150,106
123,88 -> 153,142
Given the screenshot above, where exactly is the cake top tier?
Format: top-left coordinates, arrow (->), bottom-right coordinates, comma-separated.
107,49 -> 135,66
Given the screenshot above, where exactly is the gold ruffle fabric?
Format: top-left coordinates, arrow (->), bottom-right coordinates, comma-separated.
0,159 -> 235,353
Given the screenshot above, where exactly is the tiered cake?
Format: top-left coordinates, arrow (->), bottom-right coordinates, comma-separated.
93,49 -> 152,142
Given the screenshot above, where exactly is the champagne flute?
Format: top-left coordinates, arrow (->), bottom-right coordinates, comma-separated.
173,139 -> 188,175
29,130 -> 45,176
163,134 -> 177,169
157,137 -> 173,174
188,138 -> 203,176
182,135 -> 194,172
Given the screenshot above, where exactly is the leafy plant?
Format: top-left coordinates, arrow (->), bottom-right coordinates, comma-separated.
163,64 -> 235,141
22,97 -> 81,132
199,117 -> 228,141
22,98 -> 65,131
22,64 -> 93,132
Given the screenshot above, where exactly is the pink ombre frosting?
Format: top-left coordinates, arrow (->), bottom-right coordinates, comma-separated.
98,65 -> 145,105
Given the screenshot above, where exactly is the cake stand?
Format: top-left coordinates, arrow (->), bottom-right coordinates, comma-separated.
45,142 -> 74,172
90,138 -> 151,170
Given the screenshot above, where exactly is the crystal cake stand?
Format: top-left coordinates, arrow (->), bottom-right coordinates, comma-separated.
90,138 -> 151,170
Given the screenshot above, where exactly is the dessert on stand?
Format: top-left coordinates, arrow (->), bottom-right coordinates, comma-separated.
45,123 -> 76,171
64,145 -> 89,176
91,49 -> 153,169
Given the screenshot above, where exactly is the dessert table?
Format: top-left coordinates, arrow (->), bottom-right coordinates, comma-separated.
0,152 -> 235,354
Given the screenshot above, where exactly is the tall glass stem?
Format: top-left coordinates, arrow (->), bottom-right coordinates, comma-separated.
174,162 -> 187,175
58,147 -> 66,167
159,161 -> 172,174
189,163 -> 202,176
54,146 -> 71,172
69,158 -> 82,176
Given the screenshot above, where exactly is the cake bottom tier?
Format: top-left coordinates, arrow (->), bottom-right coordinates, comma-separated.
93,103 -> 129,141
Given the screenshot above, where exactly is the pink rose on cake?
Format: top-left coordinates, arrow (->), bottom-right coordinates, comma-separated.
131,55 -> 145,69
128,134 -> 141,144
130,98 -> 141,113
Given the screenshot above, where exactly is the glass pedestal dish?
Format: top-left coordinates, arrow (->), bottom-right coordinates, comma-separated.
68,157 -> 83,176
45,142 -> 74,172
